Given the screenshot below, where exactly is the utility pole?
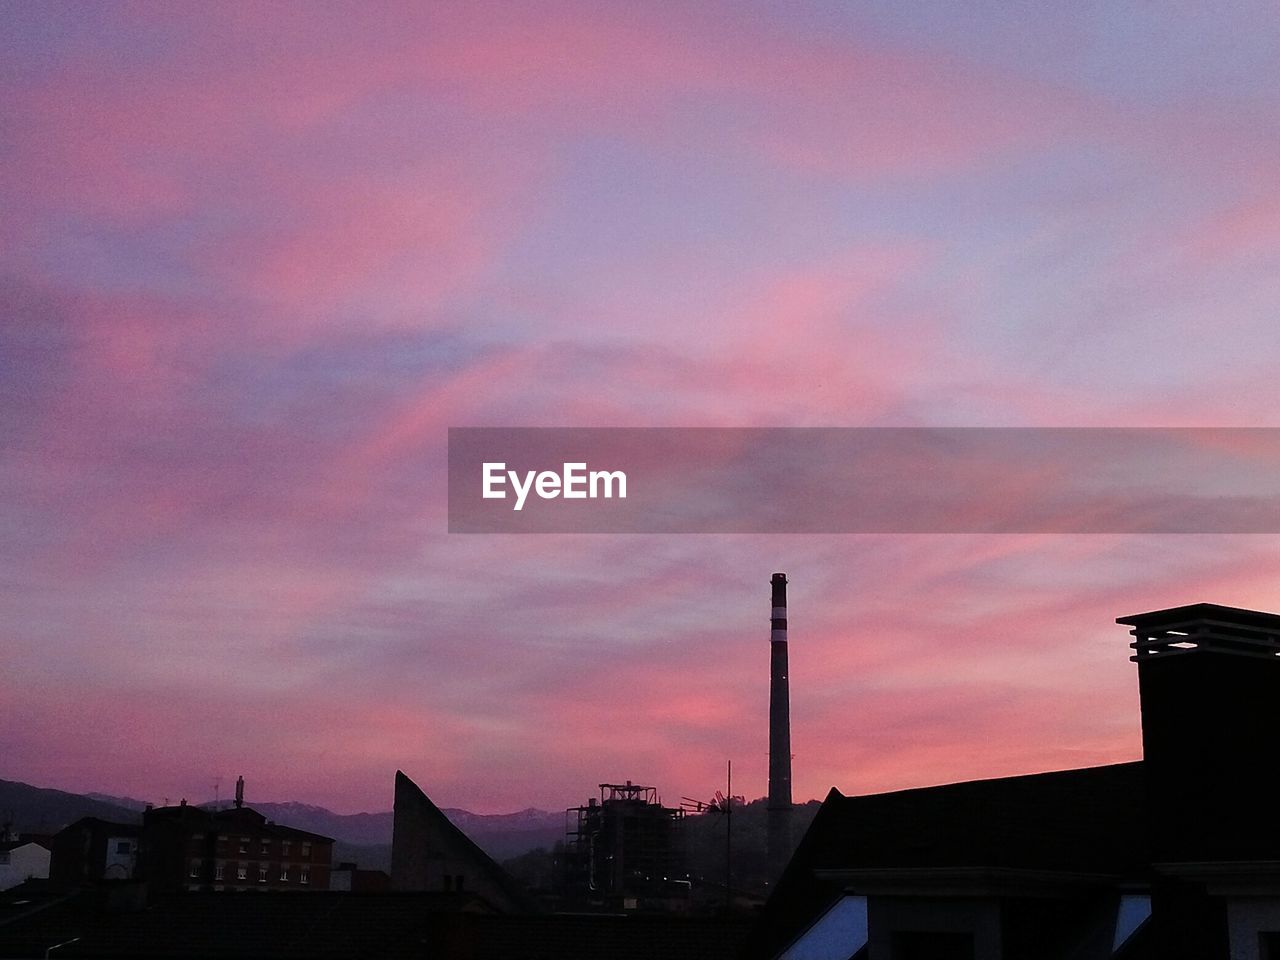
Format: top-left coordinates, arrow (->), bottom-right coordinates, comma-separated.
725,760 -> 733,910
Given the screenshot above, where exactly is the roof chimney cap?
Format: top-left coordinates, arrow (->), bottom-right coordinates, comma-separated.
1117,602 -> 1280,630
1119,602 -> 1280,661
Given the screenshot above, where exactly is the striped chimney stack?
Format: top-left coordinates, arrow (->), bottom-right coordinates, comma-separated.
767,572 -> 793,881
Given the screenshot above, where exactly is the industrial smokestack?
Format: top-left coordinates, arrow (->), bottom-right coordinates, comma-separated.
767,572 -> 792,881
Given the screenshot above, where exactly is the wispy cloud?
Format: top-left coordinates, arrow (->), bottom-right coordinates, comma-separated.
4,1 -> 1280,813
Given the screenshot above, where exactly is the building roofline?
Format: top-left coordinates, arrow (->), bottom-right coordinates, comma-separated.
830,759 -> 1144,805
53,817 -> 141,835
1117,602 -> 1280,631
393,770 -> 535,912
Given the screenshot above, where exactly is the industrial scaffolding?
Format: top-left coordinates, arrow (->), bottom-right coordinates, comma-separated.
564,781 -> 687,905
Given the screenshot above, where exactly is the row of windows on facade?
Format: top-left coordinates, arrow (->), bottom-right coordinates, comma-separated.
190,863 -> 312,883
187,835 -> 313,857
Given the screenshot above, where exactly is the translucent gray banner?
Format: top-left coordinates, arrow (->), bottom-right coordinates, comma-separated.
447,428 -> 1280,533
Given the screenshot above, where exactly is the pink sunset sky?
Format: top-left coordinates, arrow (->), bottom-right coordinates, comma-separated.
5,1 -> 1280,814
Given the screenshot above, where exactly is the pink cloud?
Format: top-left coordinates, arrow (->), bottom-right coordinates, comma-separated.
0,675 -> 485,813
7,1 -> 1280,820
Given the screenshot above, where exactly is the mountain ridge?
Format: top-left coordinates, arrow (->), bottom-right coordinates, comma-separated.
1,779 -> 564,860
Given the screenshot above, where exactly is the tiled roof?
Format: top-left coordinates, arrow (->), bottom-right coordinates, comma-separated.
0,840 -> 49,853
143,806 -> 334,844
54,818 -> 139,837
255,821 -> 335,844
749,761 -> 1149,960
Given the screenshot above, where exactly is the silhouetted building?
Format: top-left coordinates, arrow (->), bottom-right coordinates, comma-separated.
564,781 -> 688,910
1121,603 -> 1280,960
140,799 -> 333,892
48,787 -> 334,896
1125,603 -> 1280,863
768,573 -> 793,881
389,770 -> 533,911
751,602 -> 1280,960
6,774 -> 748,957
330,862 -> 391,893
49,818 -> 139,886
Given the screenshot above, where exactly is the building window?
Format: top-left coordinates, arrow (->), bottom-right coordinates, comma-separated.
116,841 -> 131,854
189,862 -> 200,878
237,865 -> 247,881
300,867 -> 309,885
260,840 -> 269,854
258,868 -> 267,883
280,868 -> 289,882
281,841 -> 291,856
301,842 -> 311,858
215,864 -> 224,881
239,838 -> 249,854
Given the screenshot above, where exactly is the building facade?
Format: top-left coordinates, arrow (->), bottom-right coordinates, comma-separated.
0,839 -> 51,890
141,801 -> 334,892
49,818 -> 139,886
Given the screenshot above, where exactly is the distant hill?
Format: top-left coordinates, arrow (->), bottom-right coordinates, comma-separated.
332,841 -> 391,873
0,780 -> 141,833
84,792 -> 150,811
448,820 -> 565,862
242,801 -> 564,860
241,802 -> 393,846
0,779 -> 564,863
3,777 -> 824,888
